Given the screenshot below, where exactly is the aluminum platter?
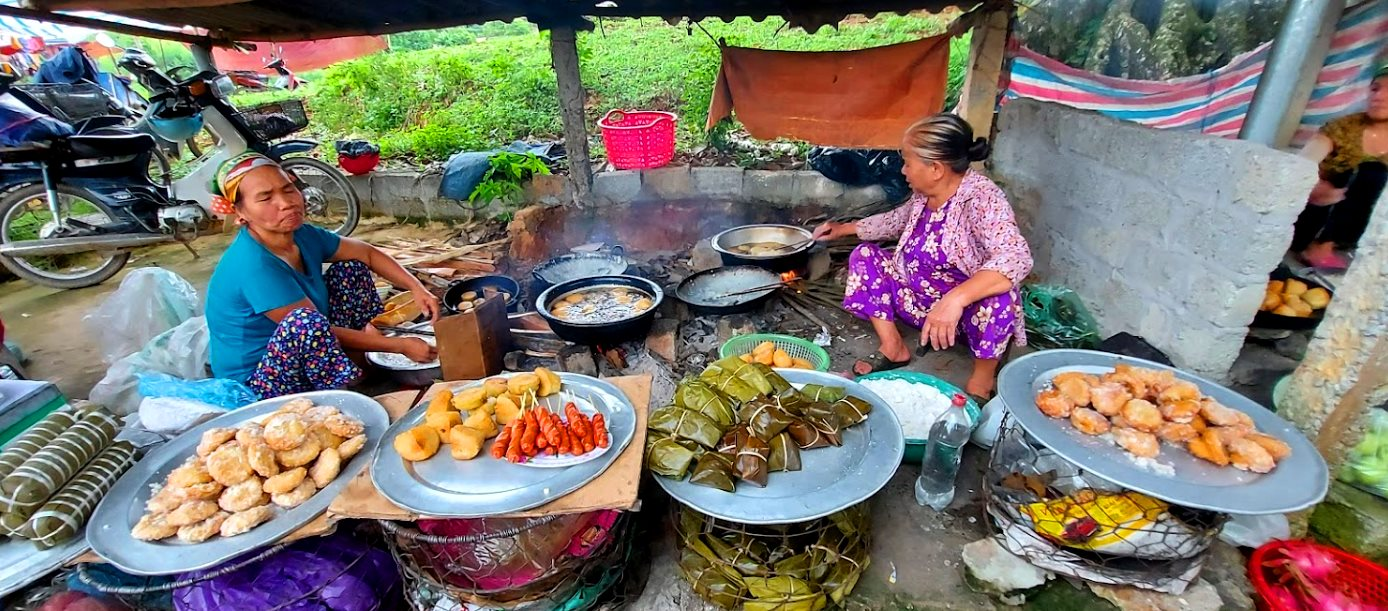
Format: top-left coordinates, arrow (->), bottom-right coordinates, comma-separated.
87,391 -> 388,575
656,369 -> 905,524
0,536 -> 87,596
998,349 -> 1328,515
371,373 -> 637,517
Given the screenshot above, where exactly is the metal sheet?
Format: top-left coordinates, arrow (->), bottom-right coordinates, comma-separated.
86,391 -> 389,576
656,369 -> 904,524
371,373 -> 637,517
0,536 -> 87,596
998,349 -> 1328,515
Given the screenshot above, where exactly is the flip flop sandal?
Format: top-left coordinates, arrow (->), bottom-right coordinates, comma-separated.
853,351 -> 910,375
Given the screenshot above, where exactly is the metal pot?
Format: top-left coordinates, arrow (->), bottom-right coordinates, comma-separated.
444,275 -> 521,313
536,275 -> 663,345
710,225 -> 813,272
365,322 -> 440,387
675,266 -> 781,315
531,246 -> 628,293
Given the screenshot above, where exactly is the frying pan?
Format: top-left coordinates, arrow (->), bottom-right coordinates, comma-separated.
675,266 -> 782,315
535,275 -> 663,345
1251,268 -> 1333,331
531,246 -> 628,292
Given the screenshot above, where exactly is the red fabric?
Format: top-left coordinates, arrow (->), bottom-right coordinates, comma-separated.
213,36 -> 387,72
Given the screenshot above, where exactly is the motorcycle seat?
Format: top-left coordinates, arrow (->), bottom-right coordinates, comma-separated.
66,133 -> 156,159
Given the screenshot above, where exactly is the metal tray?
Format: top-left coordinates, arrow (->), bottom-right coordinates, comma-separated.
86,391 -> 389,575
656,369 -> 905,525
371,373 -> 637,517
0,535 -> 87,596
998,349 -> 1328,515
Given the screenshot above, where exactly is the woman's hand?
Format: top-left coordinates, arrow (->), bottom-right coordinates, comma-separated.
923,292 -> 966,351
1309,179 -> 1347,206
412,286 -> 442,322
396,337 -> 438,363
812,221 -> 853,241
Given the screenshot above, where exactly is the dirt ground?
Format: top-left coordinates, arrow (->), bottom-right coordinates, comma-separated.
0,216 -> 459,401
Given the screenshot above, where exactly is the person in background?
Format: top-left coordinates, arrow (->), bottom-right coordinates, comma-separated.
1293,63 -> 1388,271
812,113 -> 1033,398
205,152 -> 440,399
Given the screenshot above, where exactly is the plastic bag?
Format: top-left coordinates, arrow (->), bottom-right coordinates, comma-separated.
807,147 -> 910,203
1020,284 -> 1101,350
88,356 -> 142,416
138,372 -> 257,410
1220,513 -> 1290,548
1340,408 -> 1388,500
84,268 -> 201,365
135,316 -> 211,381
90,317 -> 220,416
334,139 -> 380,158
0,94 -> 73,147
173,531 -> 399,611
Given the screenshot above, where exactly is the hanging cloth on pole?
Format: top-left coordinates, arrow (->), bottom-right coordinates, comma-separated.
706,37 -> 952,148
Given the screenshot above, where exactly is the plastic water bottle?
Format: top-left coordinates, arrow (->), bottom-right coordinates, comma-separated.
915,393 -> 972,511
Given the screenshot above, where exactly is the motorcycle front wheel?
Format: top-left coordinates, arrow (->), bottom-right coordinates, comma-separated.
279,157 -> 360,237
0,183 -> 130,289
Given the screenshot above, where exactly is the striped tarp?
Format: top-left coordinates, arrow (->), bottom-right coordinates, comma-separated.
1005,0 -> 1388,146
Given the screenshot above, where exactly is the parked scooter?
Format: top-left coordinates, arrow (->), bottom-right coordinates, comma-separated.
265,56 -> 304,91
0,65 -> 360,289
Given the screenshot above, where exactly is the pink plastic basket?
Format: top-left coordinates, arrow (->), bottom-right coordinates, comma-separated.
598,110 -> 676,170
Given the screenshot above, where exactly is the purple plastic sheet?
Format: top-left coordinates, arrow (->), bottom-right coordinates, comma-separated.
173,532 -> 399,611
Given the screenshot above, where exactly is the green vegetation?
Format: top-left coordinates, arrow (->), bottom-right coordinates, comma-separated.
389,21 -> 539,51
471,152 -> 551,207
300,16 -> 969,161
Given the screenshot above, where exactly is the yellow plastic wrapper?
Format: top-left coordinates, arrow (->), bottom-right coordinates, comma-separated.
1019,490 -> 1204,559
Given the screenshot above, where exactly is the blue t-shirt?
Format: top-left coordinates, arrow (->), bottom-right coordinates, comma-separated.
207,225 -> 342,382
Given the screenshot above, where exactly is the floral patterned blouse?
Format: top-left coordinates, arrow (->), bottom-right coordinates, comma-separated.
855,169 -> 1034,286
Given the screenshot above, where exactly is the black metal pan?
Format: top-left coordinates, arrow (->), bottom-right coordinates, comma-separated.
1251,267 -> 1333,331
675,266 -> 781,315
531,246 -> 628,293
535,275 -> 663,345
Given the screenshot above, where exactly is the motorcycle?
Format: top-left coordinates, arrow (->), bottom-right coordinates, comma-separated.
0,65 -> 360,290
265,56 -> 304,91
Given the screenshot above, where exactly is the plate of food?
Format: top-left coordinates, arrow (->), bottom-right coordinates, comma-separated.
86,391 -> 388,575
998,349 -> 1328,514
371,369 -> 636,517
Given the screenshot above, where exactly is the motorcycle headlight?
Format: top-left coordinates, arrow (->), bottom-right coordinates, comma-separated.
211,74 -> 236,99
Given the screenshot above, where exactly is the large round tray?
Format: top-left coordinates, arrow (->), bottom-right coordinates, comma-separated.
370,372 -> 637,518
997,349 -> 1328,515
655,369 -> 905,525
87,390 -> 389,575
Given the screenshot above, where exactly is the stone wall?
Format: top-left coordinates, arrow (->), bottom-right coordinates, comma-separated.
991,99 -> 1317,379
347,167 -> 887,221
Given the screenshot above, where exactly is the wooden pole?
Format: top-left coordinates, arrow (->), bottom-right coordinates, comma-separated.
549,27 -> 593,207
956,6 -> 1012,141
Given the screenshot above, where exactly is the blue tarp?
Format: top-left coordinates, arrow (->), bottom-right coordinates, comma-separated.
438,140 -> 561,201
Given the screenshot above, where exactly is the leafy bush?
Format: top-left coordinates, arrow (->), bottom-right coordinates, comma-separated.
308,15 -> 972,160
471,152 -> 551,207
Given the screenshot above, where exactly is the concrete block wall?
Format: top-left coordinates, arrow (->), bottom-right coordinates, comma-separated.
991,99 -> 1317,379
349,167 -> 885,220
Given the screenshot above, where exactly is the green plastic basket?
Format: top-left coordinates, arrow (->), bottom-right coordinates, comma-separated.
854,370 -> 979,464
718,333 -> 831,372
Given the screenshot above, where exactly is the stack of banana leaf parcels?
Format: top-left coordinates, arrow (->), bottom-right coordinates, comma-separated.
646,356 -> 872,492
676,503 -> 871,610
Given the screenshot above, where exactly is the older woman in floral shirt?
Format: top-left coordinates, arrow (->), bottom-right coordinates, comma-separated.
813,113 -> 1032,397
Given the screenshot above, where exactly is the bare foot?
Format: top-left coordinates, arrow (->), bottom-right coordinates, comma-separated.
964,375 -> 995,399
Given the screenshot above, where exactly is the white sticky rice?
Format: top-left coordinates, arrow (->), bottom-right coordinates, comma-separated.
858,378 -> 952,440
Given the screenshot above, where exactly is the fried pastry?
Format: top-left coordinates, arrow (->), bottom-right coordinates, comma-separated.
1246,433 -> 1292,461
1212,425 -> 1254,445
311,426 -> 345,450
1053,372 -> 1096,407
263,467 -> 306,495
181,481 -> 224,501
132,513 -> 178,541
1112,427 -> 1160,458
218,477 -> 267,513
1089,382 -> 1132,417
1036,388 -> 1074,418
263,413 -> 309,451
1104,364 -> 1149,398
1159,399 -> 1201,424
146,486 -> 186,513
1228,438 -> 1276,473
1157,422 -> 1199,444
167,500 -> 219,527
322,413 -> 364,438
246,438 -> 280,478
177,511 -> 230,543
206,442 -> 254,486
221,505 -> 274,537
276,398 -> 314,415
336,435 -> 366,460
1199,399 -> 1245,427
1070,408 -> 1111,436
309,448 -> 341,488
271,479 -> 316,508
1188,429 -> 1230,467
196,428 -> 237,457
235,423 -> 264,446
276,437 -> 322,468
1157,380 -> 1200,404
168,458 -> 213,488
1120,399 -> 1164,433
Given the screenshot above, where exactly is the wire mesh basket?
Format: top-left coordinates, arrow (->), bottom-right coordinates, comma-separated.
983,415 -> 1227,593
238,99 -> 310,141
673,501 -> 871,610
383,510 -> 633,610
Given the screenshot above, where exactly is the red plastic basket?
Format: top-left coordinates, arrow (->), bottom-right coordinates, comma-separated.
338,152 -> 380,175
598,109 -> 676,170
1249,540 -> 1388,610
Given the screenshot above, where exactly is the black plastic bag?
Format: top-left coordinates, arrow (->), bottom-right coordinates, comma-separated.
807,147 -> 910,203
334,139 -> 381,158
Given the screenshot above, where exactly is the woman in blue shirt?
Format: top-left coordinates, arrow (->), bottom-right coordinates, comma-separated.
205,153 -> 441,399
